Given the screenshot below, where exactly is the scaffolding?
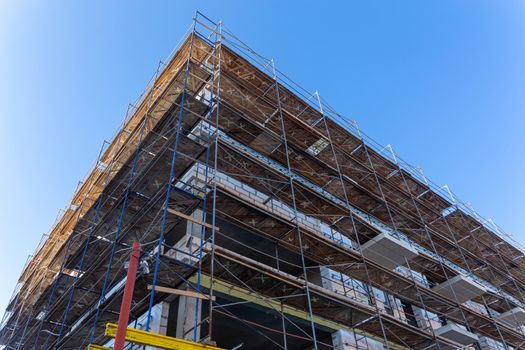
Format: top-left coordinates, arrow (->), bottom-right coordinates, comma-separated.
2,12 -> 525,350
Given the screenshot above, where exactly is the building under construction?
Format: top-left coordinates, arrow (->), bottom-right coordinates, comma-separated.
2,13 -> 525,350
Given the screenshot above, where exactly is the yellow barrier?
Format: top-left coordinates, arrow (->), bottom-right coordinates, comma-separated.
104,323 -> 224,350
88,345 -> 112,350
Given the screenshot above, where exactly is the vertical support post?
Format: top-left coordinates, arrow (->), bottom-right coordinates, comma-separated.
207,18 -> 223,343
193,17 -> 220,343
273,68 -> 318,350
317,93 -> 390,349
145,28 -> 195,332
114,242 -> 141,350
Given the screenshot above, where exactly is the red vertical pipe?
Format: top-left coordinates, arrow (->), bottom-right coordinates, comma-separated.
114,242 -> 140,350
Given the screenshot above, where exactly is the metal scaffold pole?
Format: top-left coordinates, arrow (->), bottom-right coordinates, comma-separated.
273,64 -> 319,350
203,15 -> 222,344
144,26 -> 197,333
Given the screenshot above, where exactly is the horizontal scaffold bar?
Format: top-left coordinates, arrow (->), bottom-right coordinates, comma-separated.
104,323 -> 224,350
167,208 -> 220,231
147,284 -> 216,300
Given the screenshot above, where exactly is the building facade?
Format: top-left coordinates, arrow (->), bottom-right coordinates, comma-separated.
2,13 -> 525,350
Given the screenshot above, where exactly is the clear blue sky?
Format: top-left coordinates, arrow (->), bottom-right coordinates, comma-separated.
1,1 -> 524,315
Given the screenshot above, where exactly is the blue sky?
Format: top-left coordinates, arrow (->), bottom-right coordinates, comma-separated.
1,1 -> 524,315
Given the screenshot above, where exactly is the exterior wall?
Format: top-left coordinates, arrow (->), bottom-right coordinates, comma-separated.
175,293 -> 200,341
412,306 -> 441,332
319,267 -> 411,327
332,329 -> 385,350
478,336 -> 513,350
165,208 -> 206,264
